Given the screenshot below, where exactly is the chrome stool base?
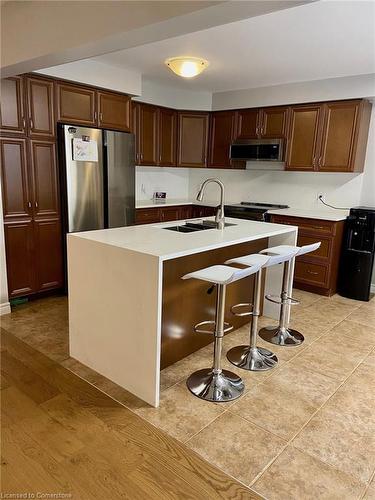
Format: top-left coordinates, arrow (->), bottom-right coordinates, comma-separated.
227,345 -> 278,371
186,368 -> 244,402
259,326 -> 304,346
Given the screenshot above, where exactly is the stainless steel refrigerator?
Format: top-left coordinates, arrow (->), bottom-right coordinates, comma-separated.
59,124 -> 135,233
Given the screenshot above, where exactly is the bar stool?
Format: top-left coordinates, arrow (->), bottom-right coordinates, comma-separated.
181,263 -> 264,402
259,243 -> 321,347
224,250 -> 297,371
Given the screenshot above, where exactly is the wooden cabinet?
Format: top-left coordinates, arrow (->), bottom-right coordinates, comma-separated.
0,138 -> 31,220
261,107 -> 289,138
30,140 -> 59,218
0,77 -> 26,136
159,108 -> 177,166
270,214 -> 344,296
208,111 -> 236,168
134,103 -> 159,166
56,83 -> 97,126
26,77 -> 55,138
285,104 -> 322,171
4,221 -> 35,298
135,204 -> 216,225
34,219 -> 63,291
177,112 -> 209,167
235,109 -> 259,139
97,91 -> 131,132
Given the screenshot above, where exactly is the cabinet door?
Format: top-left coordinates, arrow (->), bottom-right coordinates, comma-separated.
208,111 -> 236,168
0,138 -> 31,221
318,101 -> 360,172
177,112 -> 209,167
97,91 -> 131,132
0,77 -> 26,135
260,107 -> 289,138
26,77 -> 55,138
56,83 -> 96,126
160,206 -> 181,222
234,109 -> 260,139
34,219 -> 63,291
159,108 -> 177,166
285,105 -> 322,171
30,141 -> 59,218
4,221 -> 35,297
136,103 -> 159,166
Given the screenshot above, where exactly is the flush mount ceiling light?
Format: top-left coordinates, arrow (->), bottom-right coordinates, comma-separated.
165,57 -> 209,78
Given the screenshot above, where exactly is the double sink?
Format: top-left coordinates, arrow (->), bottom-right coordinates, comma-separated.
164,220 -> 237,233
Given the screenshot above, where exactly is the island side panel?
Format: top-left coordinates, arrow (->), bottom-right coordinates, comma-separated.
67,235 -> 162,407
263,228 -> 298,320
161,238 -> 268,369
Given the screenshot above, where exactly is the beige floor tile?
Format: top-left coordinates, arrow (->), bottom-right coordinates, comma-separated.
347,303 -> 375,328
293,380 -> 375,483
291,333 -> 372,381
252,446 -> 365,500
324,319 -> 375,346
230,364 -> 338,439
364,349 -> 375,367
318,293 -> 363,309
186,411 -> 287,485
363,481 -> 375,500
291,300 -> 353,332
134,382 -> 224,442
343,362 -> 375,397
291,288 -> 322,308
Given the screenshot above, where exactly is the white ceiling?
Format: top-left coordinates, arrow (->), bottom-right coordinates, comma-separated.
96,0 -> 375,93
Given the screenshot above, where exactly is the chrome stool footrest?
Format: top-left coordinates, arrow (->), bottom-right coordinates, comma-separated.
194,320 -> 233,335
265,294 -> 300,305
230,302 -> 253,317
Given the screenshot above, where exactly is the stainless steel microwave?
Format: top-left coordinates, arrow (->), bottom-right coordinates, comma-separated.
230,138 -> 284,161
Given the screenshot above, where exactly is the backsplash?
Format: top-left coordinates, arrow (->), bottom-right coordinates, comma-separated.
136,166 -> 190,201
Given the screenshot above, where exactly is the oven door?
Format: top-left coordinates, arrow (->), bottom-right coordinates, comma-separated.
225,205 -> 266,221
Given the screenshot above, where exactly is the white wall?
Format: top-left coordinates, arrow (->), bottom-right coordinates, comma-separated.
212,73 -> 375,110
133,77 -> 212,110
0,181 -> 10,315
37,59 -> 142,95
136,166 -> 190,201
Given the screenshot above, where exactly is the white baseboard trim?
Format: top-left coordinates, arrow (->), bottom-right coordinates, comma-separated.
0,301 -> 11,315
371,284 -> 375,294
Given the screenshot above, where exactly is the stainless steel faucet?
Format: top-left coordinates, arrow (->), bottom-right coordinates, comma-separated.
196,178 -> 225,229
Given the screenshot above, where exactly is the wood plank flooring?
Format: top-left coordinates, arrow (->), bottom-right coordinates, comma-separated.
0,328 -> 260,499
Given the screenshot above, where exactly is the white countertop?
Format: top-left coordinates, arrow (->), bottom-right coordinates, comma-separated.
69,217 -> 297,260
136,198 -> 218,209
268,208 -> 349,221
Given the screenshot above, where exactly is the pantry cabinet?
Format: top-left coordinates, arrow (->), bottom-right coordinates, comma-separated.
26,77 -> 55,138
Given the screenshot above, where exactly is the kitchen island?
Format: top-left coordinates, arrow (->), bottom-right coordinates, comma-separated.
67,217 -> 297,406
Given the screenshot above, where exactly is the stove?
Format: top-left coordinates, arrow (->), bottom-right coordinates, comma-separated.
224,202 -> 289,222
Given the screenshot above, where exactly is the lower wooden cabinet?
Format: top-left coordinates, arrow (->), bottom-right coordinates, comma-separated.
135,204 -> 216,225
270,214 -> 344,296
34,219 -> 63,291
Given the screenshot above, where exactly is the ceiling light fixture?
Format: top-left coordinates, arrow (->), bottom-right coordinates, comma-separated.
165,57 -> 209,78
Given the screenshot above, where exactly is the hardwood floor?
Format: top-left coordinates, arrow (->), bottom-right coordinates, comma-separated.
0,328 -> 259,499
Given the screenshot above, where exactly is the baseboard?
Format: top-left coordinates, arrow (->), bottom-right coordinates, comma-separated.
371,284 -> 375,294
0,301 -> 11,315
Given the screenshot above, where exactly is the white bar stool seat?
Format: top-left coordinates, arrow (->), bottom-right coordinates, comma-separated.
181,264 -> 260,402
259,242 -> 321,347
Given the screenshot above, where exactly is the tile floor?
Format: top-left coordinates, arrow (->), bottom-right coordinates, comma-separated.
1,289 -> 375,499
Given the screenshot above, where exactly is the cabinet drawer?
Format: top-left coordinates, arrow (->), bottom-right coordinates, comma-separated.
297,233 -> 332,260
135,208 -> 161,224
271,215 -> 335,235
294,261 -> 328,287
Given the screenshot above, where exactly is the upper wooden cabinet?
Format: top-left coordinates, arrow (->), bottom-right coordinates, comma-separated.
56,83 -> 97,126
0,77 -> 26,136
286,100 -> 371,173
177,112 -> 209,168
260,107 -> 289,138
26,77 -> 55,138
134,102 -> 159,166
97,91 -> 131,132
285,104 -> 322,171
235,109 -> 259,139
208,111 -> 237,168
159,108 -> 177,167
318,100 -> 371,172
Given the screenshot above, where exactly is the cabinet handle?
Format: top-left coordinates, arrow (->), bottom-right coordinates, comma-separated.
307,270 -> 319,275
318,157 -> 322,167
27,201 -> 32,208
140,153 -> 143,161
99,112 -> 103,122
94,111 -> 97,121
22,117 -> 26,129
35,201 -> 38,208
159,154 -> 162,162
311,225 -> 325,230
313,157 -> 316,167
30,118 -> 34,129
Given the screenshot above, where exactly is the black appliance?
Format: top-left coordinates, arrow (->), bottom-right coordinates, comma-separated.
225,202 -> 289,222
338,207 -> 375,301
230,139 -> 284,161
